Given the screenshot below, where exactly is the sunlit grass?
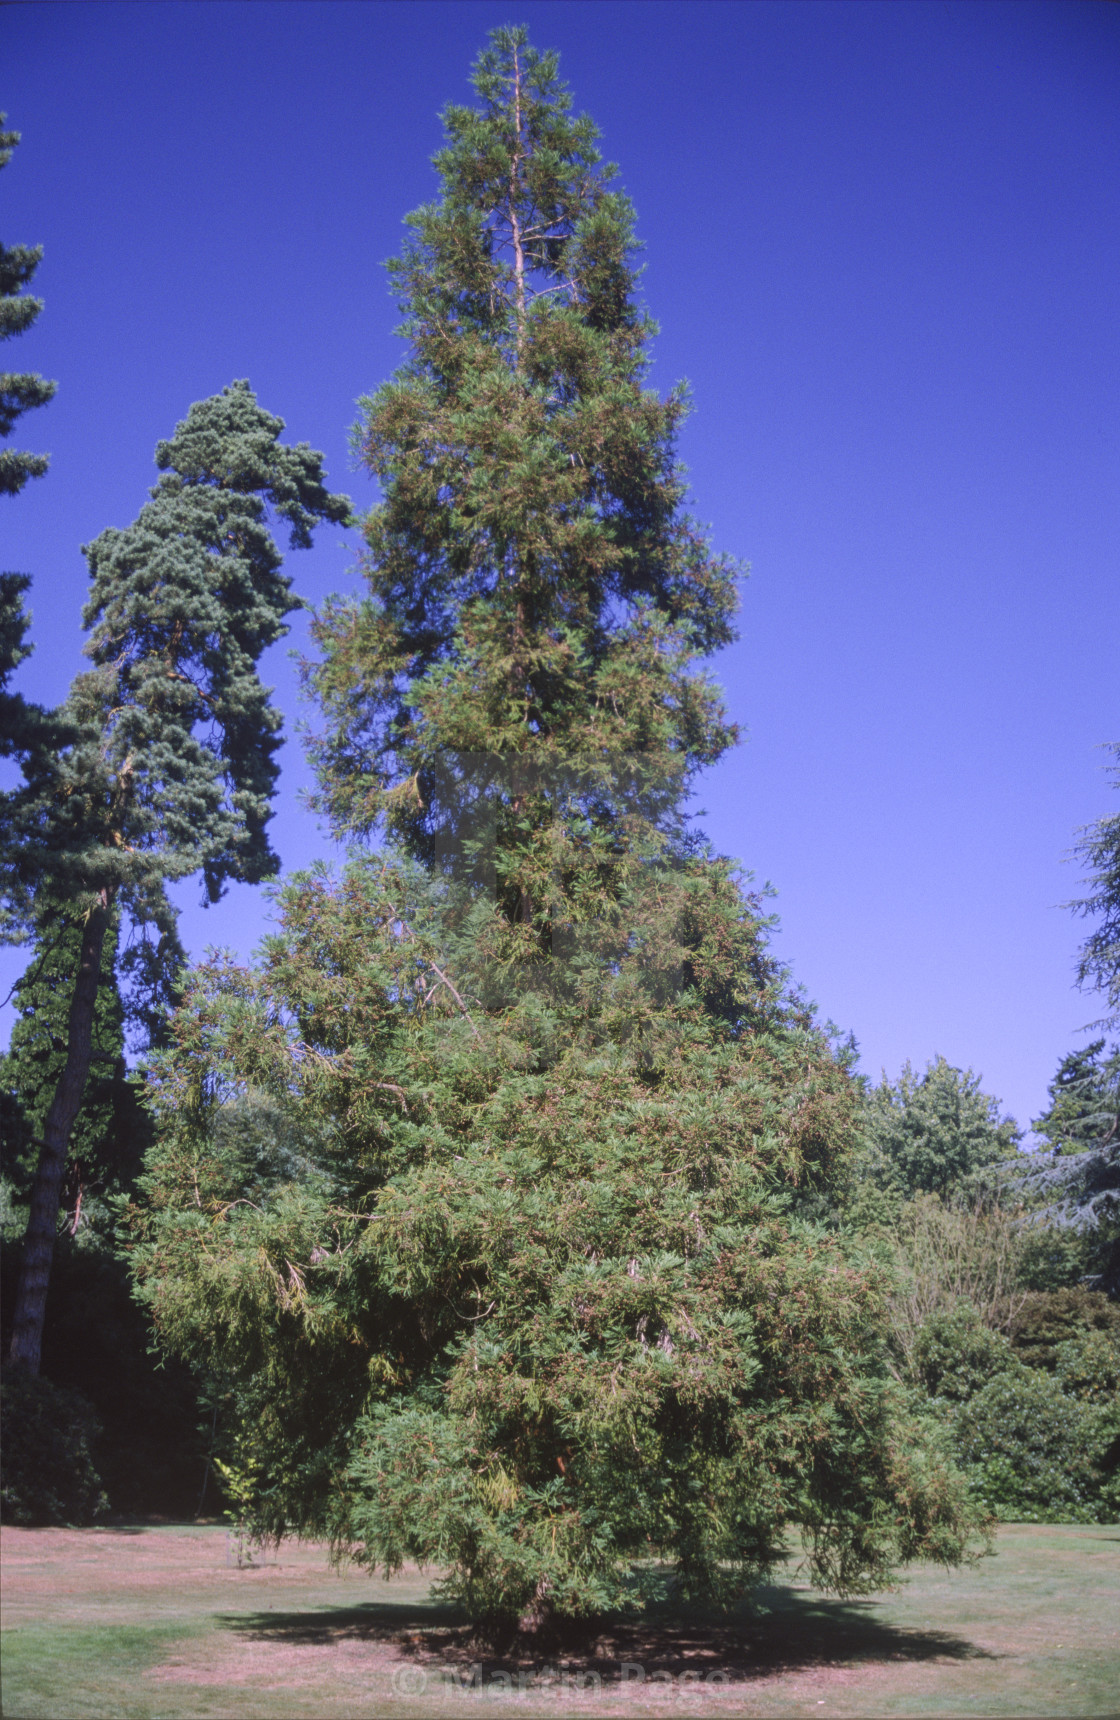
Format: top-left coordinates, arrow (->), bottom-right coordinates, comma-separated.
2,1523 -> 1117,1717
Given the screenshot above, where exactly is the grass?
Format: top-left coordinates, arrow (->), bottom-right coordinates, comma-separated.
1,1522 -> 1118,1718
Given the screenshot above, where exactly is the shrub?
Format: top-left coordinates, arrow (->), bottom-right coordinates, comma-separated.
0,1369 -> 108,1525
1055,1326 -> 1120,1404
954,1368 -> 1108,1523
885,1194 -> 1029,1374
912,1301 -> 1017,1402
1004,1287 -> 1120,1371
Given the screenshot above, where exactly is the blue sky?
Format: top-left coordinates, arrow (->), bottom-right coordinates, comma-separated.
3,0 -> 1118,1131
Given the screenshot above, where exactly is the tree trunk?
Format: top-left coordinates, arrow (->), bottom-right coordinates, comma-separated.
7,888 -> 113,1375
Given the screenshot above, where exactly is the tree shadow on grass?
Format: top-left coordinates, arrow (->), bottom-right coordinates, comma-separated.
218,1582 -> 996,1686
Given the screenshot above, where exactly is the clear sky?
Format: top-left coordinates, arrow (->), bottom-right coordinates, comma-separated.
2,0 -> 1118,1132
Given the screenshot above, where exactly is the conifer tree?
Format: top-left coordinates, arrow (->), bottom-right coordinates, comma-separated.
1,117 -> 59,911
307,27 -> 738,934
0,118 -> 57,496
1,906 -> 146,1235
1020,753 -> 1120,1294
0,572 -> 51,797
6,383 -> 349,1374
855,1057 -> 1021,1202
1071,742 -> 1120,1032
131,32 -> 983,1630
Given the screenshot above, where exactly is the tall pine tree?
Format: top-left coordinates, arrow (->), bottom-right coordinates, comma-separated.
131,31 -> 984,1630
6,382 -> 349,1374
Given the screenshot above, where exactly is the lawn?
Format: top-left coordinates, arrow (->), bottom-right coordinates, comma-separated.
1,1523 -> 1116,1718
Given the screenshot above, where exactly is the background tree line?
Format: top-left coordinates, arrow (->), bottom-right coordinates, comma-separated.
1,38 -> 1117,1631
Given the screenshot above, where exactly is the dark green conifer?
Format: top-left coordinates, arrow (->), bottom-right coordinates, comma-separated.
0,118 -> 57,496
1,906 -> 146,1232
6,383 -> 349,1374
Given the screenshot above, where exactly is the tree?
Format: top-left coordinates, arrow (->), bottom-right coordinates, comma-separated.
1033,1040 -> 1116,1157
1071,742 -> 1120,1031
306,26 -> 737,920
0,118 -> 57,496
1,905 -> 147,1236
1022,1042 -> 1119,1295
130,30 -> 984,1632
0,575 -> 56,923
5,382 -> 349,1375
2,113 -> 61,916
1,573 -> 36,758
854,1057 -> 1021,1203
1017,754 -> 1120,1296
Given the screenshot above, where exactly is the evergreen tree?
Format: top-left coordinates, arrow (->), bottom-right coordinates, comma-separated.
1033,1041 -> 1116,1157
0,575 -> 56,869
307,26 -> 737,934
1,572 -> 34,755
1071,742 -> 1120,1032
0,118 -> 57,496
1,905 -> 147,1233
1024,1042 -> 1119,1295
131,30 -> 984,1631
855,1057 -> 1021,1203
1016,754 -> 1120,1296
6,382 -> 349,1374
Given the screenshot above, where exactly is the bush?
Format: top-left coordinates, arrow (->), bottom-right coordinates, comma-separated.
1055,1326 -> 1120,1404
1014,1225 -> 1092,1292
884,1194 -> 1029,1375
954,1368 -> 1110,1523
0,1369 -> 108,1525
912,1301 -> 1017,1402
1004,1287 -> 1120,1371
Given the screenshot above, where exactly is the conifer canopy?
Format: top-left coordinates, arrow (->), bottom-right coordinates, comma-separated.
6,383 -> 349,1377
130,30 -> 986,1630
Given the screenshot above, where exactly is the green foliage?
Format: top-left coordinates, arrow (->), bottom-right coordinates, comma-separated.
896,1285 -> 1120,1525
0,117 -> 57,495
130,857 -> 983,1624
0,574 -> 56,939
1012,1222 -> 1092,1292
11,381 -> 351,926
855,1058 -> 1020,1202
129,28 -> 987,1627
953,1369 -> 1113,1523
1054,1326 -> 1120,1405
1033,1040 -> 1116,1155
1005,1287 -> 1120,1372
0,906 -> 150,1217
0,572 -> 43,771
874,1192 -> 1030,1384
4,381 -> 349,1378
307,25 -> 738,923
1024,747 -> 1120,1294
1070,742 -> 1120,1031
0,1367 -> 107,1524
1018,1042 -> 1119,1295
911,1301 -> 1017,1404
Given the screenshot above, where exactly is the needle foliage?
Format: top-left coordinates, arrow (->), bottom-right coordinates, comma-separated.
129,30 -> 986,1631
6,381 -> 349,1376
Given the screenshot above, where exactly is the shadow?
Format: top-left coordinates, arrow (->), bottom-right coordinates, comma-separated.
219,1583 -> 995,1686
